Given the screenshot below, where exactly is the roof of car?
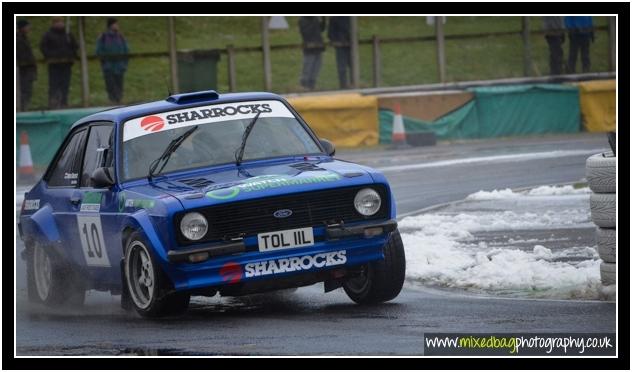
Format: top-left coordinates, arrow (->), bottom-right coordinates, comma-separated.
71,91 -> 286,129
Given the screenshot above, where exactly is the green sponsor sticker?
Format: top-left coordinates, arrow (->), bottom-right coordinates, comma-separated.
205,172 -> 341,200
128,199 -> 155,209
118,192 -> 155,211
80,192 -> 103,212
83,192 -> 103,204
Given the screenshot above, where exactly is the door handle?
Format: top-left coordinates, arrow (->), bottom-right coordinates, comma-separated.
70,196 -> 81,205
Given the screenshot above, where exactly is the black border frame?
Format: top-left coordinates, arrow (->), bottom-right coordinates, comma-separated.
5,2 -> 629,370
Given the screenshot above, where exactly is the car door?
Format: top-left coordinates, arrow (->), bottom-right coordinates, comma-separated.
75,122 -> 120,286
42,127 -> 88,268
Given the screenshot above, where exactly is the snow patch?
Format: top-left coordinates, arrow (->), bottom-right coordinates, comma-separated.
402,187 -> 602,299
403,228 -> 601,299
527,185 -> 591,196
466,185 -> 589,200
466,188 -> 519,200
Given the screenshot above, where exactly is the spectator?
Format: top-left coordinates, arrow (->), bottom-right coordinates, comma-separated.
542,16 -> 565,75
298,17 -> 325,91
565,16 -> 594,73
327,16 -> 351,89
16,19 -> 37,111
40,17 -> 78,109
96,18 -> 129,104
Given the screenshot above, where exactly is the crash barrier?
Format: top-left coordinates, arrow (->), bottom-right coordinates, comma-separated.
379,84 -> 581,143
14,80 -> 613,167
16,107 -> 111,168
377,90 -> 474,122
573,79 -> 616,133
287,94 -> 379,147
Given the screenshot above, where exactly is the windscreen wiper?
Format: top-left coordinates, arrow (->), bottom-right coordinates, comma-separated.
234,112 -> 262,166
147,125 -> 198,182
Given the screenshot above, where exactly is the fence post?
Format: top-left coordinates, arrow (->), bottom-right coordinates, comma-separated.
350,16 -> 360,88
608,16 -> 616,71
227,45 -> 237,92
261,16 -> 272,91
168,16 -> 179,94
521,16 -> 533,77
435,16 -> 446,83
371,35 -> 381,87
78,16 -> 90,107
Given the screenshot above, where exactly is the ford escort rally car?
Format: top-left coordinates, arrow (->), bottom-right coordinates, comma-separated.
18,90 -> 406,318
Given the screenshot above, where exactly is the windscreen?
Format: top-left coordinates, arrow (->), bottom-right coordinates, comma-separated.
121,100 -> 322,181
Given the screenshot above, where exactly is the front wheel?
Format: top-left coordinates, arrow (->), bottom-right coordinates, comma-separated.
343,229 -> 406,304
124,232 -> 190,318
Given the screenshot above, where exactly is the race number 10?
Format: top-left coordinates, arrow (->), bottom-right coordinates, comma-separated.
77,215 -> 111,267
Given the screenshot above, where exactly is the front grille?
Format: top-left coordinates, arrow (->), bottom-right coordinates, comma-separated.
175,184 -> 389,245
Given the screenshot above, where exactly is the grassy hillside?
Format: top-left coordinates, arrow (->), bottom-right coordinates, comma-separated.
20,16 -> 611,110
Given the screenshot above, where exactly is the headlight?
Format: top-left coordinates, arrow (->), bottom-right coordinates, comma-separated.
354,188 -> 382,216
180,212 -> 208,240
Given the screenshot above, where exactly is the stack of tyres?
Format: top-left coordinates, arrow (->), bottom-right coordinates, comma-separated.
586,151 -> 616,285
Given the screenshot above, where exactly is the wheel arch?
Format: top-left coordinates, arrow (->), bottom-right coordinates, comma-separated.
120,210 -> 170,264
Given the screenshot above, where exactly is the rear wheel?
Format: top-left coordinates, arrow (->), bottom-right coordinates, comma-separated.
27,243 -> 85,307
343,229 -> 406,304
124,232 -> 190,318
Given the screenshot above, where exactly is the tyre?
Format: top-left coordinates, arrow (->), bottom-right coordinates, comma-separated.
26,243 -> 86,307
586,153 -> 616,193
124,231 -> 190,318
343,229 -> 406,305
600,262 -> 616,286
590,193 -> 616,228
596,227 -> 616,263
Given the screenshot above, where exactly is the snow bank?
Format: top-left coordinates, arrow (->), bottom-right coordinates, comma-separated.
466,185 -> 589,200
402,186 -> 602,299
399,209 -> 591,233
403,230 -> 601,299
527,185 -> 591,196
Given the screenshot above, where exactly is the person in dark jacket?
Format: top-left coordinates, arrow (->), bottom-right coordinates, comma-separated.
40,17 -> 78,109
542,16 -> 565,75
96,18 -> 129,104
565,16 -> 594,73
298,17 -> 325,91
327,16 -> 351,89
16,19 -> 37,111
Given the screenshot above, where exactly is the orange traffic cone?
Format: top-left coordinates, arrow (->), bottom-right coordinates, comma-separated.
390,103 -> 409,149
18,131 -> 36,183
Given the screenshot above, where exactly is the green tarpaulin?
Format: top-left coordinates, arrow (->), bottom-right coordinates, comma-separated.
380,84 -> 581,144
17,107 -> 111,168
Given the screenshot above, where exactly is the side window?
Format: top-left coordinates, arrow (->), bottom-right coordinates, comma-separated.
47,130 -> 87,187
81,125 -> 114,187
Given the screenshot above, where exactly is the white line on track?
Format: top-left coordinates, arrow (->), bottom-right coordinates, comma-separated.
377,148 -> 604,173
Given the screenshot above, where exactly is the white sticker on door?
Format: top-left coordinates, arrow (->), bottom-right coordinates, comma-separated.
77,215 -> 111,267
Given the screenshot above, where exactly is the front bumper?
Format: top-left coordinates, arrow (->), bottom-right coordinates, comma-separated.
167,219 -> 397,263
163,219 -> 397,291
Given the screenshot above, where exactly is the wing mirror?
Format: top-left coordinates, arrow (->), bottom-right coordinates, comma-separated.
320,138 -> 336,156
91,167 -> 115,188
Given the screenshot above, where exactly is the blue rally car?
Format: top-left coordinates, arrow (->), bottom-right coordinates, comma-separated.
18,90 -> 405,317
